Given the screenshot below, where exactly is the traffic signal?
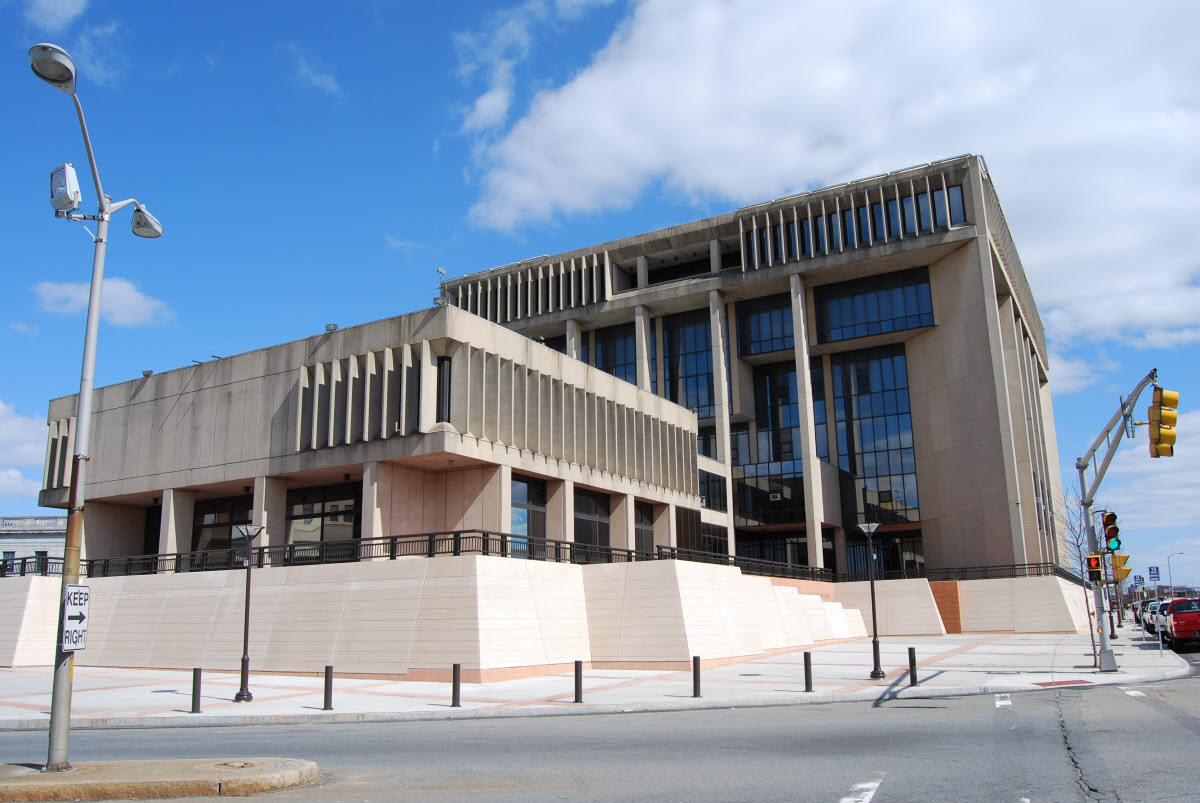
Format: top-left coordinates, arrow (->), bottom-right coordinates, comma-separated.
1114,567 -> 1131,582
1103,511 -> 1120,551
1086,554 -> 1103,582
1148,387 -> 1179,458
1112,554 -> 1130,582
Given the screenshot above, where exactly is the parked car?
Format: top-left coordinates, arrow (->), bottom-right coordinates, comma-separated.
1154,599 -> 1177,636
1161,598 -> 1200,649
1143,600 -> 1162,634
1133,599 -> 1148,624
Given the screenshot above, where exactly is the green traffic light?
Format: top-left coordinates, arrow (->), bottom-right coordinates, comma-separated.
1106,537 -> 1121,551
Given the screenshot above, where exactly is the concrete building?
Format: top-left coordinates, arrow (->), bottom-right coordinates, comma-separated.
0,516 -> 66,576
4,154 -> 1086,680
439,154 -> 1066,579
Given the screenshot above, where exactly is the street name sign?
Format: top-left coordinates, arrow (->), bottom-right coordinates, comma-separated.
61,584 -> 89,652
1133,575 -> 1144,587
1149,566 -> 1160,582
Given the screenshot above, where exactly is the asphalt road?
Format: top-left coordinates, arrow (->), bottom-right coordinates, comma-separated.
3,663 -> 1197,802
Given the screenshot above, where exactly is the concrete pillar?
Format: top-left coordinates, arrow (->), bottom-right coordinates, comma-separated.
252,476 -> 288,548
708,290 -> 736,555
612,493 -> 636,552
709,239 -> 720,273
636,255 -> 648,289
565,319 -> 582,361
361,461 -> 398,543
635,305 -> 652,391
789,273 -> 827,568
159,488 -> 195,556
547,478 -> 575,542
418,340 -> 437,433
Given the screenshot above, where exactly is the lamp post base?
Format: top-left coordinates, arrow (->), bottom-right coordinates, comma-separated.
233,656 -> 252,702
870,639 -> 885,680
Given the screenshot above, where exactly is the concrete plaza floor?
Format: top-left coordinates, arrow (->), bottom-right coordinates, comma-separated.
0,629 -> 1189,731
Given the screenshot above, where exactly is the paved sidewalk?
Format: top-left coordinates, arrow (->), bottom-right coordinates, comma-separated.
1,630 -> 1188,800
0,630 -> 1189,731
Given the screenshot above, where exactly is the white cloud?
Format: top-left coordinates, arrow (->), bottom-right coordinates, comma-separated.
465,0 -> 1200,350
0,469 -> 42,503
286,43 -> 341,95
1096,410 -> 1200,534
72,22 -> 127,88
0,401 -> 47,469
34,277 -> 174,327
384,235 -> 421,251
22,0 -> 87,31
9,322 -> 39,336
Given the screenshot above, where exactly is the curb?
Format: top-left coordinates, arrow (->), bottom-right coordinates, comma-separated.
0,665 -> 1189,732
0,758 -> 317,801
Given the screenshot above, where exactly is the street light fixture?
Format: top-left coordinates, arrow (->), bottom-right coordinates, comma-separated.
30,42 -> 163,773
857,521 -> 886,680
233,524 -> 265,703
1167,552 -> 1183,599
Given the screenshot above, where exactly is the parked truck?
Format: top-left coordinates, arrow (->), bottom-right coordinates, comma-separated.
1161,598 -> 1200,650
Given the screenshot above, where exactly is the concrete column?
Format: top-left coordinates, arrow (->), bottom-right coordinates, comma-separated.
653,317 -> 665,395
636,255 -> 648,288
547,479 -> 575,542
565,319 -> 582,361
418,340 -> 437,433
789,273 -> 826,568
361,461 -> 397,543
252,476 -> 288,548
708,290 -> 736,555
159,488 -> 195,556
634,305 -> 652,391
612,493 -> 636,552
709,239 -> 720,273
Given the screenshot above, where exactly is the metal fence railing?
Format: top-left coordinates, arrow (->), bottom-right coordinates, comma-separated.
4,531 -> 1086,590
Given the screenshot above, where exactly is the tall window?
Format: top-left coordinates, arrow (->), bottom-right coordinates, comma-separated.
814,267 -> 933,344
435,356 -> 452,423
811,358 -> 830,460
191,495 -> 252,552
286,483 -> 360,546
754,363 -> 800,463
737,294 -> 794,356
700,470 -> 727,511
511,474 -> 547,558
832,345 -> 919,523
593,323 -> 637,384
663,309 -> 715,419
574,489 -> 610,553
635,502 -> 655,555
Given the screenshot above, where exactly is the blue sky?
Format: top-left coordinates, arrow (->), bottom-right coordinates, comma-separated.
2,0 -> 1197,589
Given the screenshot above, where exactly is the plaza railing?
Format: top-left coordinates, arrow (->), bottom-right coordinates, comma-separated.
0,555 -> 63,578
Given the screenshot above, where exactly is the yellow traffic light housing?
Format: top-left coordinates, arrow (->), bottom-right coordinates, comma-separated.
1148,387 -> 1179,458
1112,554 -> 1128,570
1114,567 -> 1131,581
1103,511 -> 1120,551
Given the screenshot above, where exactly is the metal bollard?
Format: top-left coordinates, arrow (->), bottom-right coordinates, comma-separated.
803,652 -> 813,693
574,660 -> 583,703
908,647 -> 918,686
191,668 -> 202,713
451,663 -> 461,708
692,656 -> 702,698
323,665 -> 334,710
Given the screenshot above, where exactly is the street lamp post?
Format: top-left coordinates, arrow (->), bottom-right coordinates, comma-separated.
233,524 -> 264,702
29,42 -> 162,773
857,522 -> 886,680
1166,553 -> 1183,599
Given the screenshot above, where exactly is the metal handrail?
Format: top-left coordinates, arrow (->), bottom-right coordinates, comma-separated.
0,556 -> 64,578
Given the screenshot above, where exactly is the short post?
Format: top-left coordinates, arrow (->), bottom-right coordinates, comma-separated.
692,656 -> 701,698
451,663 -> 461,708
323,665 -> 334,711
191,668 -> 202,713
908,647 -> 918,686
803,652 -> 813,693
574,660 -> 583,704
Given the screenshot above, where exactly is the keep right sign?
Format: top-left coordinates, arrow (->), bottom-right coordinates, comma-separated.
61,584 -> 89,652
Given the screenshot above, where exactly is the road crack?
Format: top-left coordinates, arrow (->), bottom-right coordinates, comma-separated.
1055,691 -> 1119,802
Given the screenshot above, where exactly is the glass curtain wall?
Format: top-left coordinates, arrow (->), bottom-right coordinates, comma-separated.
511,474 -> 548,558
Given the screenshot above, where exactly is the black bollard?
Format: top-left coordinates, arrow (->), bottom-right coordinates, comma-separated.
804,652 -> 813,693
692,656 -> 702,698
574,660 -> 583,703
451,663 -> 461,708
191,668 -> 202,713
323,665 -> 334,710
908,647 -> 918,686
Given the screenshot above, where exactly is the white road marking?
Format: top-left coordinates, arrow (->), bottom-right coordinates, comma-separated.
995,694 -> 1012,708
839,776 -> 883,803
1123,689 -> 1146,697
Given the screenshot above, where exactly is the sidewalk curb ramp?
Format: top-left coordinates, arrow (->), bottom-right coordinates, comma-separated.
0,758 -> 317,801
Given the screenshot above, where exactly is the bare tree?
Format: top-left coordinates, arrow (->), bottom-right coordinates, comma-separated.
1058,492 -> 1098,664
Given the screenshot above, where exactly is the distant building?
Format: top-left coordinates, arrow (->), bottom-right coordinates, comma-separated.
0,516 -> 65,575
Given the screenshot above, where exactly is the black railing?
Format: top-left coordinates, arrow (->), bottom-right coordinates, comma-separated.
0,556 -> 63,577
83,530 -> 660,578
658,545 -> 834,582
11,531 -> 1084,589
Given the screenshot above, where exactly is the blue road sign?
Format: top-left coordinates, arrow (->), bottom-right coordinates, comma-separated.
1149,566 -> 1160,582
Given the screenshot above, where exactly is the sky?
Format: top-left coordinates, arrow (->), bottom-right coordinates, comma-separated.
1,0 -> 1197,590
